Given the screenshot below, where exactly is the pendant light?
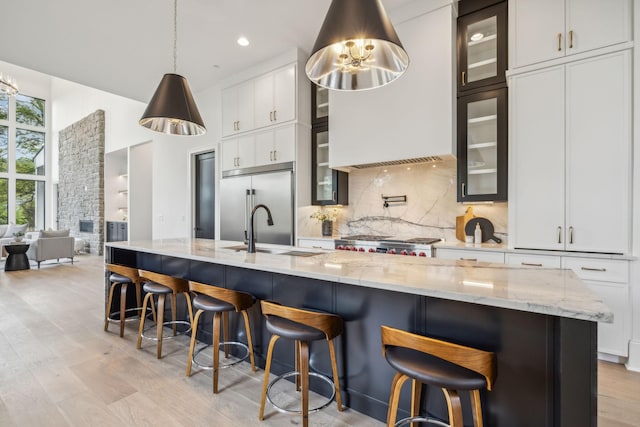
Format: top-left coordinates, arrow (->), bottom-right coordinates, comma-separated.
139,0 -> 206,136
305,0 -> 409,91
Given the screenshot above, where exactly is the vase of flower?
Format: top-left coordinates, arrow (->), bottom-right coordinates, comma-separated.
321,220 -> 333,237
310,208 -> 338,237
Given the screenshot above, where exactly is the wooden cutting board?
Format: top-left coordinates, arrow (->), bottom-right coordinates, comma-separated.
455,207 -> 475,242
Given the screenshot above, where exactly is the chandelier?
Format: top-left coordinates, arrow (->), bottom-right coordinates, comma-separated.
338,40 -> 375,73
0,74 -> 18,96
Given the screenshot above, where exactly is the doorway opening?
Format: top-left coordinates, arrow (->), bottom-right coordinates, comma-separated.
194,151 -> 215,239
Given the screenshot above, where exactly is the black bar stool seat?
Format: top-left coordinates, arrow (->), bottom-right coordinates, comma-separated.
142,281 -> 173,294
192,294 -> 235,312
265,316 -> 326,341
385,346 -> 487,391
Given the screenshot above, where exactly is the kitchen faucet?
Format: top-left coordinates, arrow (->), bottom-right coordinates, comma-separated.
248,204 -> 274,253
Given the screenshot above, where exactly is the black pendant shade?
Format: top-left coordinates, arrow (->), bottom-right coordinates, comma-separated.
306,0 -> 409,91
139,73 -> 206,136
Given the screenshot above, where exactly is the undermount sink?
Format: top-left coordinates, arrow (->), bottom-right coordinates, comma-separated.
222,245 -> 322,257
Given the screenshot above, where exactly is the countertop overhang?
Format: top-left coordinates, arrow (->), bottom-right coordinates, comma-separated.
106,238 -> 613,323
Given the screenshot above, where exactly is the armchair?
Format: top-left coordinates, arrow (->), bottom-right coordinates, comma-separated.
25,230 -> 75,268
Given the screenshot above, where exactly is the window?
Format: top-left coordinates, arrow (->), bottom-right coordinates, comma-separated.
0,178 -> 7,224
0,92 -> 47,230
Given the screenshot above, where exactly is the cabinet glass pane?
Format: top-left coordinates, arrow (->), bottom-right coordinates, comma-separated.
466,16 -> 497,84
467,97 -> 497,195
315,86 -> 328,119
315,130 -> 332,201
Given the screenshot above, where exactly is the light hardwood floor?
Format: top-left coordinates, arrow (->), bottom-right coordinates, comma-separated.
0,255 -> 638,426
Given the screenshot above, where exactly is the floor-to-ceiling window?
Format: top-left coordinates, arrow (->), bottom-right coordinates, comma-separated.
0,92 -> 46,230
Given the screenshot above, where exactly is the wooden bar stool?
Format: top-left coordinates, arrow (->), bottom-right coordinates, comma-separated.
381,325 -> 496,427
104,263 -> 155,337
258,300 -> 343,427
136,270 -> 194,359
186,281 -> 256,393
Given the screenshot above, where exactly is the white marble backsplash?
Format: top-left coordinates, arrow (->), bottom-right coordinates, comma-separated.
299,159 -> 508,242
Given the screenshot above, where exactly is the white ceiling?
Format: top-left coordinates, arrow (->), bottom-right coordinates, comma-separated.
0,0 -> 417,103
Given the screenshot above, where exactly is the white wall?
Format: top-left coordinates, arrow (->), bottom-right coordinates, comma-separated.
626,0 -> 640,372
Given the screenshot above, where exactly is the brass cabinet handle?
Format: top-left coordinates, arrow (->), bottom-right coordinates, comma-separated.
332,191 -> 337,202
269,151 -> 273,161
461,71 -> 466,86
569,226 -> 574,244
521,262 -> 543,267
273,150 -> 277,161
461,182 -> 466,198
460,258 -> 478,261
269,111 -> 273,122
557,33 -> 562,51
273,110 -> 277,121
569,30 -> 574,48
581,267 -> 607,272
557,226 -> 562,244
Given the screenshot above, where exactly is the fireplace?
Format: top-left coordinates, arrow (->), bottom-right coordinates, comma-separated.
79,220 -> 94,233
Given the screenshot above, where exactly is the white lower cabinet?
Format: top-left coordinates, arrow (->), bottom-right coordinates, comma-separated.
298,238 -> 334,250
562,257 -> 630,357
435,248 -> 505,264
505,253 -> 561,268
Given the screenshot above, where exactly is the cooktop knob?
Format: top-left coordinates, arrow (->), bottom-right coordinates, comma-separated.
388,249 -> 396,255
418,252 -> 427,257
358,247 -> 365,252
400,250 -> 409,255
368,248 -> 375,253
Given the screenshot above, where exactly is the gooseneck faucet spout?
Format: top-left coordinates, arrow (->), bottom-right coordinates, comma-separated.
248,204 -> 274,253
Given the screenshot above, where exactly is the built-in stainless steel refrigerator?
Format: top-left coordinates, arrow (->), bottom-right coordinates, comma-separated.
219,165 -> 294,246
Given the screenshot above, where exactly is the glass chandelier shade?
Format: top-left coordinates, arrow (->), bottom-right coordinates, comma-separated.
139,0 -> 206,136
305,0 -> 409,91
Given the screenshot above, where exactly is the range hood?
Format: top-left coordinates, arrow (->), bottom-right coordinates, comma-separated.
349,156 -> 447,169
326,5 -> 456,171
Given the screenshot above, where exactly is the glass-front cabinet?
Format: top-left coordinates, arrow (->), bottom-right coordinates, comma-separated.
457,88 -> 507,202
457,1 -> 507,92
312,85 -> 329,124
312,124 -> 348,205
311,84 -> 348,205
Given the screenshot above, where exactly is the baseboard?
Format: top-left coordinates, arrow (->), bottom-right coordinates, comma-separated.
625,340 -> 640,372
597,352 -> 627,364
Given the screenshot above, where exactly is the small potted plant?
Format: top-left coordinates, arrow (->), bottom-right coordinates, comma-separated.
310,208 -> 338,237
13,231 -> 25,243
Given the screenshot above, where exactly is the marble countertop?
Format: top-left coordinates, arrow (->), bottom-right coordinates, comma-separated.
106,239 -> 613,323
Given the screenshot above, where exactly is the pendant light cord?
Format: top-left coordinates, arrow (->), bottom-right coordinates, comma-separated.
173,0 -> 177,73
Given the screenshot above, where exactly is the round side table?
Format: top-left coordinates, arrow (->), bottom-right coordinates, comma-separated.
5,243 -> 31,271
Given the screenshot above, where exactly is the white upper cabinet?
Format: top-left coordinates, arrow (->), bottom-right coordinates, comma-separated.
510,0 -> 631,69
221,81 -> 254,137
254,64 -> 296,129
254,125 -> 296,165
329,4 -> 454,168
510,50 -> 631,254
221,136 -> 256,172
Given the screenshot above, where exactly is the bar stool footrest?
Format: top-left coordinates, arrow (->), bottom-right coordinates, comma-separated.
192,341 -> 250,370
107,306 -> 152,323
266,371 -> 335,415
395,416 -> 450,427
141,320 -> 192,340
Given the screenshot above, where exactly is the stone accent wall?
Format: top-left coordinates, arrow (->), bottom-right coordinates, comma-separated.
58,110 -> 105,255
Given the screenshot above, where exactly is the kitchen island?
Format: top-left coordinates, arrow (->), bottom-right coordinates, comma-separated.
106,238 -> 611,427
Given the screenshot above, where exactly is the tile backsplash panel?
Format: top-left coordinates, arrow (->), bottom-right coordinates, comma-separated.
299,159 -> 508,243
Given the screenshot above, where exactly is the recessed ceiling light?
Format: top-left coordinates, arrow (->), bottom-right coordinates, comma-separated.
470,32 -> 484,42
237,36 -> 250,47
